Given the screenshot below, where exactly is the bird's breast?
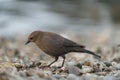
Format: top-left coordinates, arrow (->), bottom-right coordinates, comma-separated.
35,40 -> 63,56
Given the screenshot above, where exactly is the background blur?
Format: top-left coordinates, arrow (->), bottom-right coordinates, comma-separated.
0,0 -> 120,45
0,0 -> 120,48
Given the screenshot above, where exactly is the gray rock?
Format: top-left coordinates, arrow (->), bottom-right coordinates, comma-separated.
104,62 -> 112,67
114,71 -> 120,78
59,77 -> 67,80
103,76 -> 118,80
45,76 -> 57,80
82,73 -> 98,80
113,64 -> 120,70
75,63 -> 82,69
111,62 -> 117,66
67,74 -> 83,80
67,65 -> 81,75
29,75 -> 44,80
53,74 -> 63,79
66,62 -> 76,66
81,66 -> 94,73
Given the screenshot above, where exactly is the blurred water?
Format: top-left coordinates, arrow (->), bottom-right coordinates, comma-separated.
0,0 -> 117,38
0,0 -> 74,36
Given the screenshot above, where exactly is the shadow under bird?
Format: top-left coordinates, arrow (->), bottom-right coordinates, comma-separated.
26,31 -> 101,68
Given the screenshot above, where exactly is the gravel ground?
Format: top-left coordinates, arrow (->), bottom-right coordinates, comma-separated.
0,35 -> 120,80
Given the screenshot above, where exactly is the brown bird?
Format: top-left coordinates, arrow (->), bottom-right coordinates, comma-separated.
26,31 -> 101,68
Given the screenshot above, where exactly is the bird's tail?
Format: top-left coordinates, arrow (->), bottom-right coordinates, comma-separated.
74,48 -> 101,58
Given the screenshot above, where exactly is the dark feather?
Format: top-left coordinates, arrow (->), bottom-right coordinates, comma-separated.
63,38 -> 85,48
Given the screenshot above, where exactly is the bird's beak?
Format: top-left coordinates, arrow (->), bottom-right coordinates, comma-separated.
25,40 -> 31,45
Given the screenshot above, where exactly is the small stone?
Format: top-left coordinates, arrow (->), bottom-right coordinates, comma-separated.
53,74 -> 66,80
19,70 -> 27,77
113,64 -> 120,70
93,62 -> 107,72
45,76 -> 57,80
43,70 -> 52,77
66,62 -> 76,66
103,76 -> 118,80
67,74 -> 80,80
37,71 -> 45,78
114,71 -> 120,78
112,57 -> 120,63
67,65 -> 81,75
75,63 -> 82,69
104,62 -> 112,67
82,66 -> 94,73
111,62 -> 117,66
102,67 -> 112,72
26,70 -> 33,77
29,75 -> 43,80
96,72 -> 107,76
35,61 -> 42,67
82,73 -> 98,80
14,63 -> 24,71
0,72 -> 8,80
83,61 -> 91,66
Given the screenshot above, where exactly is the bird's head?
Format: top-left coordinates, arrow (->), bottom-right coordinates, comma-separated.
25,31 -> 42,45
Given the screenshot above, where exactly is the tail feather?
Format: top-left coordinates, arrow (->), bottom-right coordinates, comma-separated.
74,48 -> 101,58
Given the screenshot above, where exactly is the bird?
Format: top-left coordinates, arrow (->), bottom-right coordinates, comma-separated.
25,31 -> 101,68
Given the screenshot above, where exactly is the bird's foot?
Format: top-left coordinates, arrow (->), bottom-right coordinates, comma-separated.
57,66 -> 63,68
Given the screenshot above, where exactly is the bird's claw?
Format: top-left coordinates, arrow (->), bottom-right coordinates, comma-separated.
57,66 -> 63,68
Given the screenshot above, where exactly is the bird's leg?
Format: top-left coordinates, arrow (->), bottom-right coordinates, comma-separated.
47,57 -> 58,67
58,55 -> 66,68
39,57 -> 58,69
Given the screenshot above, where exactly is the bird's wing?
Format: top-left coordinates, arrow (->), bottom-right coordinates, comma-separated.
63,38 -> 85,48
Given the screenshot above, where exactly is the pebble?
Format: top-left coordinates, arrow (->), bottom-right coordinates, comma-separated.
53,74 -> 66,80
67,74 -> 82,80
103,75 -> 118,80
66,62 -> 76,66
75,63 -> 82,69
81,66 -> 94,73
114,71 -> 120,78
96,72 -> 107,76
82,73 -> 98,80
83,61 -> 91,66
111,62 -> 117,66
67,65 -> 81,75
14,63 -> 24,71
103,62 -> 112,67
112,57 -> 120,63
113,64 -> 120,70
